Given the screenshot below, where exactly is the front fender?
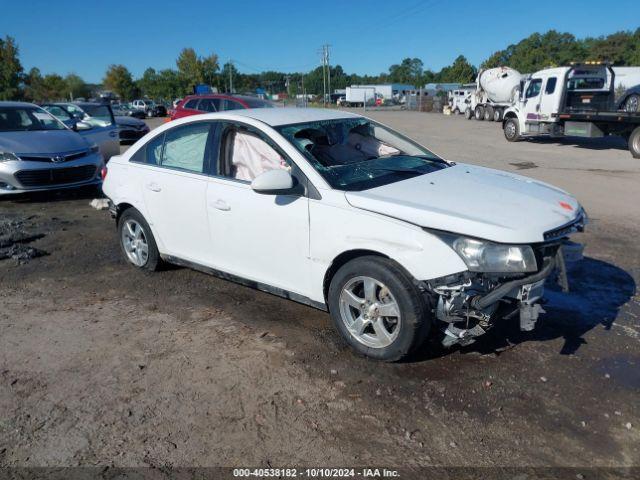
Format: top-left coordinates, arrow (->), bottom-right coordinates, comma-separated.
308,199 -> 467,303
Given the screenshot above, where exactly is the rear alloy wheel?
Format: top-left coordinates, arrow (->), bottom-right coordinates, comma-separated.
474,105 -> 485,120
328,256 -> 430,361
504,118 -> 521,142
118,208 -> 161,270
624,94 -> 639,113
484,106 -> 494,121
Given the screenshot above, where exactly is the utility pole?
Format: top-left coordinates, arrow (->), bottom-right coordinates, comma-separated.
320,46 -> 327,107
326,45 -> 331,104
228,59 -> 234,93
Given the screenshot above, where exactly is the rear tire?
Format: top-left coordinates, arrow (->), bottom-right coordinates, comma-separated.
484,105 -> 494,121
493,108 -> 503,122
464,107 -> 473,120
328,256 -> 431,362
629,126 -> 640,159
118,208 -> 161,271
504,118 -> 521,142
474,105 -> 485,120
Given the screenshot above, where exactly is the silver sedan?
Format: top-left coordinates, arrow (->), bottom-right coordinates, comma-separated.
0,102 -> 104,195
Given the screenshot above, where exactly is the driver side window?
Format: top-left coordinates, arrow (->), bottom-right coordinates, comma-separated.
526,79 -> 542,98
219,125 -> 290,182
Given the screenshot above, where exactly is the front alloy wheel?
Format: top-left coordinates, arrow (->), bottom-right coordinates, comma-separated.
339,276 -> 401,348
328,256 -> 431,361
504,118 -> 521,142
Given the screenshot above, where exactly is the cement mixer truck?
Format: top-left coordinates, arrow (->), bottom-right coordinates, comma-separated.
464,67 -> 524,122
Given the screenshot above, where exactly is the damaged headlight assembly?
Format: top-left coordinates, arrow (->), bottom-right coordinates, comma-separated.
430,231 -> 538,273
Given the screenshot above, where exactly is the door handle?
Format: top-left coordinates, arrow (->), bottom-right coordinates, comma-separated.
211,199 -> 230,211
146,182 -> 161,192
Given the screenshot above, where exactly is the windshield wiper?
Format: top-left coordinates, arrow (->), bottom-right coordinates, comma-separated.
367,167 -> 427,176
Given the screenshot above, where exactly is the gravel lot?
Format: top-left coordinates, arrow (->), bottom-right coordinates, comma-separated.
0,111 -> 638,473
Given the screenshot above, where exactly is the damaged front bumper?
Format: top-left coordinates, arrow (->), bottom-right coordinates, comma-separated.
423,241 -> 583,347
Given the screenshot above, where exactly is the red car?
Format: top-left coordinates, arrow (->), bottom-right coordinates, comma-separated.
170,94 -> 274,121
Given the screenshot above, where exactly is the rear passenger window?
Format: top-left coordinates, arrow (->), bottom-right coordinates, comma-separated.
147,134 -> 164,165
545,77 -> 557,94
161,123 -> 211,173
184,99 -> 199,109
199,99 -> 217,112
223,100 -> 244,111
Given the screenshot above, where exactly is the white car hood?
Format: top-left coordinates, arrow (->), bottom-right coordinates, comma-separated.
345,163 -> 581,244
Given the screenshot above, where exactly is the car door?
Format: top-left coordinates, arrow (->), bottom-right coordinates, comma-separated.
205,122 -> 311,296
522,78 -> 544,122
138,121 -> 215,262
539,76 -> 560,120
77,105 -> 120,160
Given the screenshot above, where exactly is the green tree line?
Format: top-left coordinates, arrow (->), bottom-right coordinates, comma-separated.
1,28 -> 640,102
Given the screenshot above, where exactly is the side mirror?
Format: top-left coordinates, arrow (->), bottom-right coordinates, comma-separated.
74,121 -> 92,131
251,169 -> 297,195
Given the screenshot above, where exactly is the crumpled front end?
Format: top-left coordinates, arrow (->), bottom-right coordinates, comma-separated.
422,239 -> 584,348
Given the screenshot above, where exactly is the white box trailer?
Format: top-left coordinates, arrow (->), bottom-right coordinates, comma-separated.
344,86 -> 379,107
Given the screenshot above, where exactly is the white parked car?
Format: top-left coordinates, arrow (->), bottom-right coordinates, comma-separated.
132,99 -> 157,118
103,108 -> 585,361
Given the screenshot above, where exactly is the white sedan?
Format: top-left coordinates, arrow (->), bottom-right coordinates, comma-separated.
102,108 -> 585,361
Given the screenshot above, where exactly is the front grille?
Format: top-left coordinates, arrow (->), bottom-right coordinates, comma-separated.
19,149 -> 90,163
15,165 -> 97,187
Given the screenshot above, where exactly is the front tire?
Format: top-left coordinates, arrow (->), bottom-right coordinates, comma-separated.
504,117 -> 521,142
118,208 -> 161,271
328,256 -> 431,362
464,107 -> 473,119
474,105 -> 485,120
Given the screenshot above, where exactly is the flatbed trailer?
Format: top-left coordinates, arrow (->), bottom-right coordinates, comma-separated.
552,110 -> 640,158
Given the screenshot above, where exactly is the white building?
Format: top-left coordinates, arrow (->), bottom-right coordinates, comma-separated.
349,83 -> 415,101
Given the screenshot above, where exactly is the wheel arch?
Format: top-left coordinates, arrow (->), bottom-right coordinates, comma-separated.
322,249 -> 389,306
115,202 -> 135,225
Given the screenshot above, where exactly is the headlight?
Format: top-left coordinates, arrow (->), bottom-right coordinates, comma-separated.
433,232 -> 538,273
0,152 -> 21,162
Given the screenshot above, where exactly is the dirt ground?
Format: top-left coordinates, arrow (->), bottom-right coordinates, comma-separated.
1,111 -> 639,474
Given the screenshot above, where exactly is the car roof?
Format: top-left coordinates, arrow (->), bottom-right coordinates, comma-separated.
0,101 -> 40,108
203,107 -> 362,126
184,93 -> 269,102
72,102 -> 108,107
